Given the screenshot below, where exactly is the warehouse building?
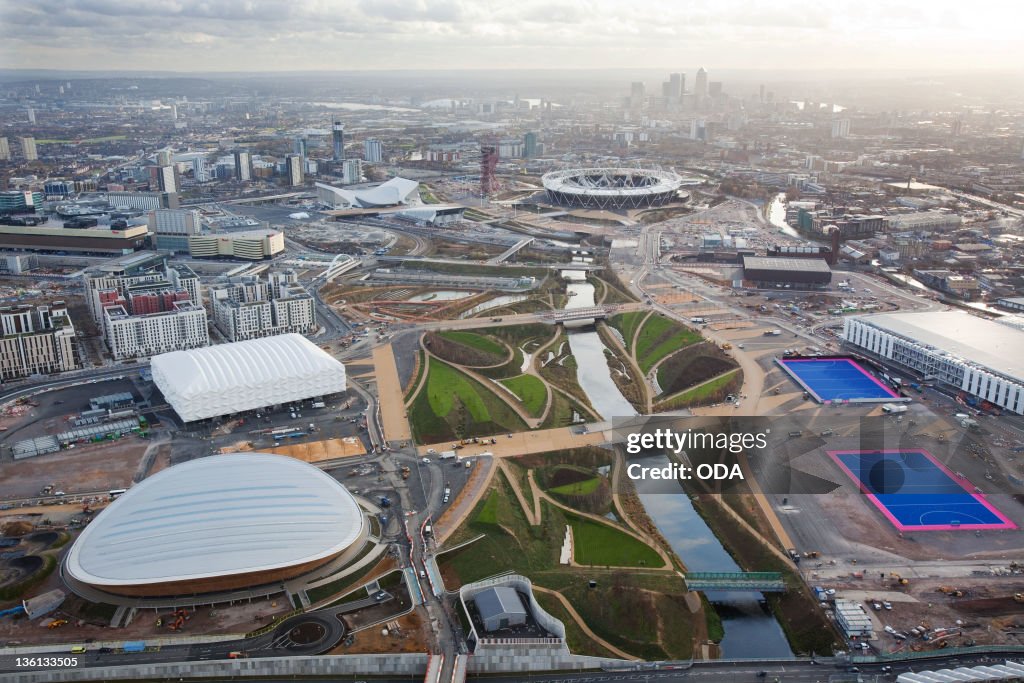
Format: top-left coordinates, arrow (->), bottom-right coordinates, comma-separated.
742,256 -> 832,288
151,333 -> 346,422
63,453 -> 368,601
474,586 -> 529,632
844,311 -> 1024,415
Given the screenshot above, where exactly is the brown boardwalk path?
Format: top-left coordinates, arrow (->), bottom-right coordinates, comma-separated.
373,343 -> 412,443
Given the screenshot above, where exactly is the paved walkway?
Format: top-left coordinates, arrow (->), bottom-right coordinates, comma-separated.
531,586 -> 639,661
372,344 -> 412,443
417,426 -> 607,459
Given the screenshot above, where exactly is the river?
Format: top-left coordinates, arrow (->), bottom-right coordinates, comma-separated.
766,193 -> 803,240
560,270 -> 637,419
635,454 -> 794,659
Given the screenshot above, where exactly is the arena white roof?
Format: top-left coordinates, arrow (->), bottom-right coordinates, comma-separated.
855,311 -> 1024,383
151,334 -> 346,422
541,167 -> 684,197
316,177 -> 420,208
64,453 -> 365,587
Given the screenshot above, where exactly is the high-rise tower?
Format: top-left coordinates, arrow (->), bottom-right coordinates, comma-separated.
332,121 -> 345,161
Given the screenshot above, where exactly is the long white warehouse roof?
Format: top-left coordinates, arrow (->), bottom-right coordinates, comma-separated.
64,453 -> 365,587
151,334 -> 346,422
851,310 -> 1024,383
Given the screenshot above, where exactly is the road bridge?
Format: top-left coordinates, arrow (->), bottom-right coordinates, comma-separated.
683,571 -> 786,592
550,307 -> 610,323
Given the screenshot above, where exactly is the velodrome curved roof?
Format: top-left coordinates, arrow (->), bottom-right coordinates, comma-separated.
65,453 -> 365,587
150,334 -> 346,422
316,177 -> 420,208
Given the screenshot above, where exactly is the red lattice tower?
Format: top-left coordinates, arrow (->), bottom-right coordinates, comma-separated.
480,145 -> 498,195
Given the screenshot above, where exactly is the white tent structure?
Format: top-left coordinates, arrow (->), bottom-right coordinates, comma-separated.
151,334 -> 346,422
897,661 -> 1024,682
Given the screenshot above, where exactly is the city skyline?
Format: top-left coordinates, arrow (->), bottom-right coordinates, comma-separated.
1,0 -> 1023,73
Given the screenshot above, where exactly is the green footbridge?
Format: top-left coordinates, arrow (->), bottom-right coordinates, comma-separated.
682,571 -> 786,592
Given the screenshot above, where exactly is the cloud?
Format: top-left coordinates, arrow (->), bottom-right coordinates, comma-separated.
0,0 -> 1020,71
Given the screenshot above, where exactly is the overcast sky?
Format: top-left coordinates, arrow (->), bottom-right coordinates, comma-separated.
1,0 -> 1022,73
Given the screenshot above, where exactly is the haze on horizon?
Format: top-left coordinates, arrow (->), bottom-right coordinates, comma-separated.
1,0 -> 1022,74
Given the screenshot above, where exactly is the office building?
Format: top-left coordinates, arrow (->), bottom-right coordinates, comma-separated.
286,154 -> 303,187
629,81 -> 645,108
149,208 -> 202,253
669,73 -> 684,103
831,118 -> 851,139
106,191 -> 177,211
523,132 -> 539,159
695,67 -> 708,102
293,136 -> 307,159
210,270 -> 316,342
332,121 -> 345,161
0,302 -> 80,380
102,301 -> 208,360
44,180 -> 74,197
364,138 -> 384,163
188,229 -> 285,260
844,311 -> 1024,415
26,107 -> 35,124
0,137 -> 9,161
82,253 -> 201,323
21,137 -> 38,161
233,151 -> 252,181
0,190 -> 44,213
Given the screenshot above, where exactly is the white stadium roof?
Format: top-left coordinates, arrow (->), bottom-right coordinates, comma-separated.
316,177 -> 420,208
64,453 -> 365,588
151,334 -> 346,422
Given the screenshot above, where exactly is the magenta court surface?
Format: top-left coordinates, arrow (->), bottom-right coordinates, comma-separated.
777,356 -> 903,403
828,449 -> 1016,531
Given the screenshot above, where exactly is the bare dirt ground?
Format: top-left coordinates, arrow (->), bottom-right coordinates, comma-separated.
329,607 -> 430,654
0,438 -> 149,500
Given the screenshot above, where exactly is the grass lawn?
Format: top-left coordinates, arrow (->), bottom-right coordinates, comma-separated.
475,489 -> 500,525
655,342 -> 737,397
408,360 -> 526,443
565,513 -> 664,568
635,316 -> 702,373
438,330 -> 506,357
533,591 -> 618,658
499,374 -> 548,417
656,369 -> 741,410
607,311 -> 648,351
549,476 -> 601,496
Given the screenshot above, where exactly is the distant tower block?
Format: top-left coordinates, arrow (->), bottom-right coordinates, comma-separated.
332,121 -> 345,161
480,145 -> 498,195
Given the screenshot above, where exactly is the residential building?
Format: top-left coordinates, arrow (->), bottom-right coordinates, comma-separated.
831,118 -> 851,139
0,137 -> 9,161
209,270 -> 316,341
192,156 -> 209,182
82,253 -> 201,323
21,137 -> 38,161
340,159 -> 362,185
0,302 -> 79,380
286,154 -> 303,187
233,151 -> 252,181
364,138 -> 384,163
102,301 -> 208,360
155,165 -> 177,193
523,132 -> 538,159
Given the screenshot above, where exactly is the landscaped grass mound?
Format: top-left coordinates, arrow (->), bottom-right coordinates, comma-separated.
634,315 -> 702,373
426,331 -> 508,367
409,359 -> 527,443
607,311 -> 648,352
499,374 -> 548,417
656,341 -> 737,397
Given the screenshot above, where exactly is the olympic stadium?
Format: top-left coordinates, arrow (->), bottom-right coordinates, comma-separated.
541,168 -> 688,209
62,453 -> 370,601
